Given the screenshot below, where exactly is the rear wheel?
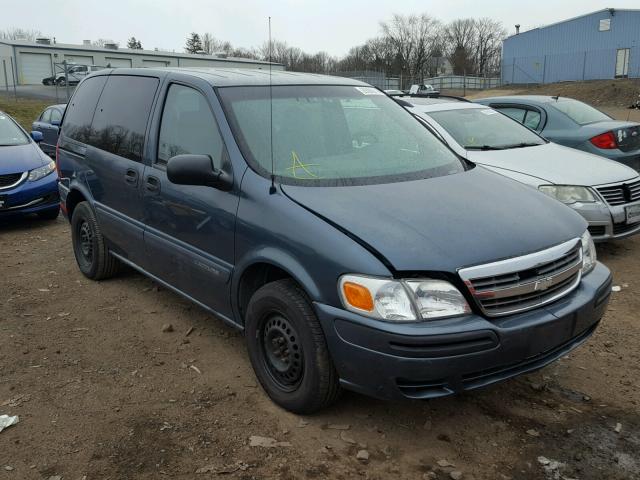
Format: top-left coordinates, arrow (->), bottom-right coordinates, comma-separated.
71,201 -> 120,280
245,279 -> 341,413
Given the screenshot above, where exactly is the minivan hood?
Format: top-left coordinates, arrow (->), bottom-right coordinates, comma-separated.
0,142 -> 48,174
281,167 -> 586,273
467,143 -> 638,186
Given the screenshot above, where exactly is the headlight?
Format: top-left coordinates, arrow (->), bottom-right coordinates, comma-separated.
581,230 -> 597,275
538,185 -> 595,204
338,274 -> 471,322
28,160 -> 56,182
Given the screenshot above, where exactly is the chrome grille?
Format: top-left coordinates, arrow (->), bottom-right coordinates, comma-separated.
459,239 -> 583,317
0,172 -> 25,189
596,179 -> 640,206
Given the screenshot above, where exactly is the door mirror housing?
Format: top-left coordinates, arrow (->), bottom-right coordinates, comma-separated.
31,131 -> 44,143
166,154 -> 232,191
50,119 -> 61,127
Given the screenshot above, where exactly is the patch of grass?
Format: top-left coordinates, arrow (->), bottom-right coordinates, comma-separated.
0,96 -> 49,131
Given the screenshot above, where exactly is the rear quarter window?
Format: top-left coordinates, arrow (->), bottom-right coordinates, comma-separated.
89,76 -> 159,161
62,76 -> 108,143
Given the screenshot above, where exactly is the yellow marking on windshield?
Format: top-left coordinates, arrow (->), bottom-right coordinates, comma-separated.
286,150 -> 321,179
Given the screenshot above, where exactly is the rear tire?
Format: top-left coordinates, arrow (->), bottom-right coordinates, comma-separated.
71,201 -> 120,280
37,207 -> 59,220
245,279 -> 341,414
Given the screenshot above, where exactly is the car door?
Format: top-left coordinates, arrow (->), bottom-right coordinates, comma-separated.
45,108 -> 63,152
142,80 -> 239,318
32,108 -> 50,141
83,74 -> 160,267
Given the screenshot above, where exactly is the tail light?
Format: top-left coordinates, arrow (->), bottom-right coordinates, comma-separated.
590,132 -> 617,149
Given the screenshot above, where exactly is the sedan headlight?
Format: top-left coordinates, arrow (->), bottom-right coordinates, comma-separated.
339,274 -> 471,322
581,230 -> 597,275
538,185 -> 595,204
28,160 -> 56,182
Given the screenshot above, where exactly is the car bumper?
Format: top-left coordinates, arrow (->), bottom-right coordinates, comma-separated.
569,200 -> 640,242
0,174 -> 59,217
314,262 -> 611,401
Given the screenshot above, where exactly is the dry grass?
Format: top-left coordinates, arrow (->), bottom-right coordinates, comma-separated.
0,95 -> 49,131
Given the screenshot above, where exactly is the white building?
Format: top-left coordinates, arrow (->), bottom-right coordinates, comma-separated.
0,38 -> 283,86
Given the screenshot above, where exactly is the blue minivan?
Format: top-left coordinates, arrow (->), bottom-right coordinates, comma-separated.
57,68 -> 612,413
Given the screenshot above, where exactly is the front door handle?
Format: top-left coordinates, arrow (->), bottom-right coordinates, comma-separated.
145,176 -> 160,193
124,169 -> 138,186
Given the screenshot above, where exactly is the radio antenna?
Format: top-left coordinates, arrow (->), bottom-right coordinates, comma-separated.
268,16 -> 276,194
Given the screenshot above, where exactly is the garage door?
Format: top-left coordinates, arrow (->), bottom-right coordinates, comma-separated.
18,52 -> 52,85
106,57 -> 132,68
143,59 -> 169,68
64,55 -> 93,66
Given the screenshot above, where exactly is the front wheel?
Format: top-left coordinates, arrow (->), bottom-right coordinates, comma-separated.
71,201 -> 120,280
245,279 -> 341,414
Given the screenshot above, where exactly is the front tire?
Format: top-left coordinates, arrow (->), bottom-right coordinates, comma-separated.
245,279 -> 341,414
71,201 -> 120,280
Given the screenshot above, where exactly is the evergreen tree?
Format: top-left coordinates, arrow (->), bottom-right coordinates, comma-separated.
185,33 -> 203,53
127,36 -> 143,49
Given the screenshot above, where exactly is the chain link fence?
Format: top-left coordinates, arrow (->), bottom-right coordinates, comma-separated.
502,46 -> 639,85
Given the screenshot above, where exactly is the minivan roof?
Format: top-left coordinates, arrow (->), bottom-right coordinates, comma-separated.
92,67 -> 370,88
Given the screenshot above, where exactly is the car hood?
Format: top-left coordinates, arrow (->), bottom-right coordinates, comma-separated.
466,143 -> 638,186
0,142 -> 49,174
281,167 -> 586,273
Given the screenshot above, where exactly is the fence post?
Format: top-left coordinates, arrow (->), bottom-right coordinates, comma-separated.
9,57 -> 17,100
511,58 -> 515,84
542,55 -> 547,84
582,51 -> 587,81
63,60 -> 71,101
2,60 -> 8,96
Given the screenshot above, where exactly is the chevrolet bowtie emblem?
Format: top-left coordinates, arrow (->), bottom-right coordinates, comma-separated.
534,276 -> 554,291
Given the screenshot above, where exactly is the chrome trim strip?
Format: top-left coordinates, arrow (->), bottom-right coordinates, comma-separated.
0,171 -> 28,191
4,197 -> 44,210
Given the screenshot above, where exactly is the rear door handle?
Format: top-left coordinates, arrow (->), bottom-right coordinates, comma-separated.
124,169 -> 138,186
145,175 -> 160,192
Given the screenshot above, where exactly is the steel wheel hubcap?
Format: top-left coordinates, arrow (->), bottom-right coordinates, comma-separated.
261,314 -> 303,390
78,221 -> 93,261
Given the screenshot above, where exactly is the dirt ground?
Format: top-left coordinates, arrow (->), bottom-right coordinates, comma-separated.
1,98 -> 640,480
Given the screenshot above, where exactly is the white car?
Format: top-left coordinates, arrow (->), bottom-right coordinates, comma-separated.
55,64 -> 102,86
405,98 -> 640,242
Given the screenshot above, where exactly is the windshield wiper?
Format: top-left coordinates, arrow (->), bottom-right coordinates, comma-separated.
465,145 -> 506,150
498,142 -> 543,149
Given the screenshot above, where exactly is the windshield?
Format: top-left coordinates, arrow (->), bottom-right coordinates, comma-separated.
218,85 -> 465,186
426,107 -> 546,150
550,98 -> 611,125
0,113 -> 29,146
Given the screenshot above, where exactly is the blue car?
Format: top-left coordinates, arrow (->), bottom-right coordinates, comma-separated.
32,104 -> 66,157
0,111 -> 59,220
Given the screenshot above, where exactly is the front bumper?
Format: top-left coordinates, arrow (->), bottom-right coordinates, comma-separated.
0,173 -> 59,217
570,200 -> 640,242
315,262 -> 611,401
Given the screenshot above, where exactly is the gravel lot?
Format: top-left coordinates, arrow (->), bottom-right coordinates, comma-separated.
0,91 -> 639,479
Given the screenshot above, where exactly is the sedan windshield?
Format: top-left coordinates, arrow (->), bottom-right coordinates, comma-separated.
550,98 -> 611,125
0,113 -> 29,146
218,85 -> 465,186
426,108 -> 546,150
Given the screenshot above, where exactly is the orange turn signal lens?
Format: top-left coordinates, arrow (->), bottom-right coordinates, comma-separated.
342,282 -> 374,312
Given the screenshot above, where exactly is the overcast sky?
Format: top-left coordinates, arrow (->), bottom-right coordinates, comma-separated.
2,0 -> 639,56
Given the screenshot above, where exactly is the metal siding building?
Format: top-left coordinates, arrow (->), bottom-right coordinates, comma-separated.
502,8 -> 640,84
0,40 -> 283,86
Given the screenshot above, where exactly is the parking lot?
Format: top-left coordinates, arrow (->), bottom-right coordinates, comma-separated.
0,92 -> 638,480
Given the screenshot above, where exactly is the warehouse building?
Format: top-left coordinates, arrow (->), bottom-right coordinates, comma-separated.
502,8 -> 639,84
0,39 -> 283,86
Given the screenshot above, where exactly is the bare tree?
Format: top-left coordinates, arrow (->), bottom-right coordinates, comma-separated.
446,19 -> 477,74
381,14 -> 442,82
0,28 -> 42,41
474,18 -> 506,76
92,38 -> 118,48
201,33 -> 233,55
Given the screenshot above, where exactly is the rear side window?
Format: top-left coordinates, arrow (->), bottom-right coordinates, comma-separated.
62,76 -> 107,143
523,110 -> 541,130
40,109 -> 51,123
157,84 -> 226,168
90,76 -> 159,162
496,107 -> 526,122
50,109 -> 62,124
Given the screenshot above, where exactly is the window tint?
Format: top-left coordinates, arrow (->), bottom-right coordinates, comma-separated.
90,76 -> 159,162
40,109 -> 51,123
62,76 -> 108,143
496,107 -> 526,123
523,110 -> 541,130
550,99 -> 611,125
50,109 -> 62,124
157,84 -> 225,168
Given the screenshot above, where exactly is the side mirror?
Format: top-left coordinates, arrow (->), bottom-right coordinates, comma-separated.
167,154 -> 232,191
31,131 -> 44,143
50,119 -> 61,127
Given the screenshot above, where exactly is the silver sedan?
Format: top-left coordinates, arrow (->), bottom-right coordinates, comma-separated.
406,100 -> 640,242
